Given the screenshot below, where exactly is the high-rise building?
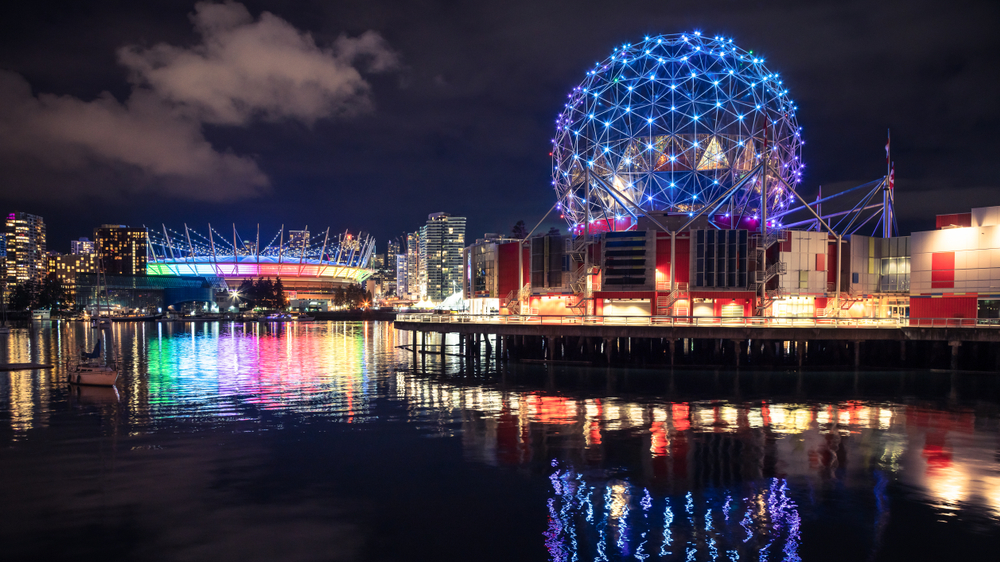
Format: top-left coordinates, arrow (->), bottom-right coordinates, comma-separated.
48,253 -> 98,302
395,253 -> 408,298
70,237 -> 96,255
380,239 -> 399,298
405,231 -> 421,299
0,233 -> 6,286
5,211 -> 47,288
287,229 -> 310,257
418,212 -> 466,303
95,225 -> 148,276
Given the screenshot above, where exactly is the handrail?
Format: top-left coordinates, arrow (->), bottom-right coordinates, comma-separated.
393,313 -> 1000,329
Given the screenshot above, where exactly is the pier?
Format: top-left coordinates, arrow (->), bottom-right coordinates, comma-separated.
394,314 -> 1000,371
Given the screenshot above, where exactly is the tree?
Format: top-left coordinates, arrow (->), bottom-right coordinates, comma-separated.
37,273 -> 67,310
333,287 -> 346,308
273,277 -> 289,309
258,277 -> 275,309
8,282 -> 35,311
512,220 -> 528,239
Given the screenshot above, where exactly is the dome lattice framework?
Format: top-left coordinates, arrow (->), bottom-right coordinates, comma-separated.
552,32 -> 804,231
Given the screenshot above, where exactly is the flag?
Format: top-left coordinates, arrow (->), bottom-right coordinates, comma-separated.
885,130 -> 890,165
889,163 -> 894,195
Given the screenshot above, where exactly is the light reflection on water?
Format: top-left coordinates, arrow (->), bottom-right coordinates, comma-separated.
0,321 -> 999,561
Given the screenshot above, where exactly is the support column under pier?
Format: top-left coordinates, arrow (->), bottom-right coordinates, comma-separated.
950,341 -> 961,371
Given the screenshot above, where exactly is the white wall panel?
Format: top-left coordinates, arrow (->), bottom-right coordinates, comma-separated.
955,251 -> 968,270
913,252 -> 931,272
982,226 -> 1000,249
605,300 -> 652,316
911,231 -> 931,252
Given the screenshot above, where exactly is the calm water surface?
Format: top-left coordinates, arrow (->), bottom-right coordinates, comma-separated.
1,321 -> 998,561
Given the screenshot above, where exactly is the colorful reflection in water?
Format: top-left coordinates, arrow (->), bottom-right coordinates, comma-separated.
544,467 -> 803,562
0,322 -> 998,561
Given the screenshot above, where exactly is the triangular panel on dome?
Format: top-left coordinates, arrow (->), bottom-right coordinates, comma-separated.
733,139 -> 757,172
697,136 -> 729,170
619,140 -> 649,171
591,153 -> 614,178
568,160 -> 586,186
654,136 -> 690,171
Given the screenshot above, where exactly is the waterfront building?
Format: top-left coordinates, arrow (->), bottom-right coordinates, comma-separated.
395,253 -> 408,299
95,225 -> 148,276
493,32 -> 937,323
461,233 -> 525,314
4,211 -> 46,289
381,239 -> 400,298
396,231 -> 421,300
75,273 -> 216,314
48,253 -> 98,303
908,206 -> 1000,323
70,237 -> 95,255
418,213 -> 466,303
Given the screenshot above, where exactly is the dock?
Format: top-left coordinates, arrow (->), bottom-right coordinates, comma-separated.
394,314 -> 1000,370
0,363 -> 54,372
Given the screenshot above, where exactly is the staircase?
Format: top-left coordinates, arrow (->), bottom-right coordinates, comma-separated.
504,284 -> 530,315
566,234 -> 594,314
754,261 -> 787,285
755,286 -> 786,315
819,292 -> 863,317
656,282 -> 688,315
753,229 -> 784,252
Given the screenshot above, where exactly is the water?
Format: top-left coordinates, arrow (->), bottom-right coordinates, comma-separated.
1,321 -> 998,561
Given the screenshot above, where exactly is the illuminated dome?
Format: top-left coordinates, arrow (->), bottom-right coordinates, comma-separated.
552,32 -> 803,231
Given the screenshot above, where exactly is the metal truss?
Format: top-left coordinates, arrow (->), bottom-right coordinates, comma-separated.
144,224 -> 375,280
552,32 -> 803,232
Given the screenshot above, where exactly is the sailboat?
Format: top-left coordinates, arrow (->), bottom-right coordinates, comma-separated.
68,337 -> 118,386
69,248 -> 119,386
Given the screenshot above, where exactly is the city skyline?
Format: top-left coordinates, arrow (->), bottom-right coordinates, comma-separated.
0,0 -> 998,247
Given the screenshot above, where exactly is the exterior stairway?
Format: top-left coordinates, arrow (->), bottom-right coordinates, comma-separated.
656,282 -> 688,316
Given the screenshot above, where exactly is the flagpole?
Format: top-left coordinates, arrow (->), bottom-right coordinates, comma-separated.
884,129 -> 892,238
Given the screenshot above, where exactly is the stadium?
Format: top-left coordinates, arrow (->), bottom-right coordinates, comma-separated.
146,224 -> 375,310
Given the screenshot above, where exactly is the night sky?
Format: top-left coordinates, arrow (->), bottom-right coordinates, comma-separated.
1,0 -> 998,252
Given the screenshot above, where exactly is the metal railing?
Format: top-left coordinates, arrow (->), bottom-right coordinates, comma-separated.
753,230 -> 784,251
755,261 -> 787,284
395,313 -> 1000,329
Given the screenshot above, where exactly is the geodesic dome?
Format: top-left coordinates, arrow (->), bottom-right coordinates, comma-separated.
552,32 -> 804,232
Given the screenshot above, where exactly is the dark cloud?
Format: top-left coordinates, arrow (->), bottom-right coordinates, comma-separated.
119,1 -> 398,126
0,1 -> 396,205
